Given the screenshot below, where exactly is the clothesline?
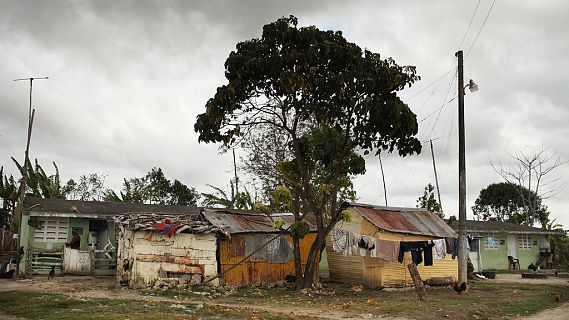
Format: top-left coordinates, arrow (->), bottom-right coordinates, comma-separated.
331,228 -> 456,266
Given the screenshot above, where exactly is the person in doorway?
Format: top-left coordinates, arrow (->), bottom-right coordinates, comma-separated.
67,230 -> 81,249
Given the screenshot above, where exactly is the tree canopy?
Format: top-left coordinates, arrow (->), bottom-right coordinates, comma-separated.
472,182 -> 549,226
195,16 -> 422,288
104,167 -> 200,206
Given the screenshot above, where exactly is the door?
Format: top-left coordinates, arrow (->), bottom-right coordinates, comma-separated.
507,234 -> 517,258
469,238 -> 481,272
63,247 -> 92,274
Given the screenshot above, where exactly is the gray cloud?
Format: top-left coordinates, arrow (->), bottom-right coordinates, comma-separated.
1,0 -> 568,226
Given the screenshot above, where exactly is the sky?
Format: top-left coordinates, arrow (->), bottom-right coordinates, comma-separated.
1,0 -> 568,227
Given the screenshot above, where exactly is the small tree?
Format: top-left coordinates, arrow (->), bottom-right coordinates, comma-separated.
195,16 -> 422,288
66,173 -> 107,201
417,183 -> 442,217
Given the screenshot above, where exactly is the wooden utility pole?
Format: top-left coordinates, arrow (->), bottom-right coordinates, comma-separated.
379,153 -> 388,206
12,76 -> 48,274
232,148 -> 239,194
455,51 -> 467,285
429,139 -> 443,213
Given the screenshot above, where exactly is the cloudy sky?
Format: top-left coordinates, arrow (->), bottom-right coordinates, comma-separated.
1,0 -> 568,226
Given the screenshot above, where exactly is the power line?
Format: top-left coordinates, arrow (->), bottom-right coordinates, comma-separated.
466,0 -> 497,57
458,0 -> 481,50
404,67 -> 456,103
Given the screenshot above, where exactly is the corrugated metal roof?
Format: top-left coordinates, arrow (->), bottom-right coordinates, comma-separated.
24,197 -> 200,217
202,209 -> 315,234
351,203 -> 457,238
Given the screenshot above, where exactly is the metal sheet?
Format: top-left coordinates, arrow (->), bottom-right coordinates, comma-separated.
202,209 -> 315,234
355,205 -> 457,238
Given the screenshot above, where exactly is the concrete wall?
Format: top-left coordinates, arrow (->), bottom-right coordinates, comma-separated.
478,233 -> 541,270
117,229 -> 218,288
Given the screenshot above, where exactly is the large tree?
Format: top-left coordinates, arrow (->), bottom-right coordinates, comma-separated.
472,182 -> 549,225
194,16 -> 422,288
491,147 -> 564,226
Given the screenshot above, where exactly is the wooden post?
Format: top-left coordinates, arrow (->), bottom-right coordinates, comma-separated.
407,263 -> 427,301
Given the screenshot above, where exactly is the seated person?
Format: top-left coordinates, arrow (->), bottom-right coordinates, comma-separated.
66,230 -> 81,249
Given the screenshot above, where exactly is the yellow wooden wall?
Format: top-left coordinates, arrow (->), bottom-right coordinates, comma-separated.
326,208 -> 458,288
326,210 -> 366,284
218,233 -> 319,286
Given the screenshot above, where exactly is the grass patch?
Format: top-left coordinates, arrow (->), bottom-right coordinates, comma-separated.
0,291 -> 305,320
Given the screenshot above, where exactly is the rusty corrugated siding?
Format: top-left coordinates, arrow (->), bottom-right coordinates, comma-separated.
219,233 -> 319,286
354,204 -> 456,238
203,209 -> 316,234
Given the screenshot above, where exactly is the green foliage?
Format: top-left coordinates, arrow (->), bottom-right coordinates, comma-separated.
194,15 -> 422,287
66,173 -> 106,201
273,218 -> 286,229
472,182 -> 549,226
416,183 -> 442,217
201,179 -> 252,209
195,15 -> 421,156
340,209 -> 352,222
0,166 -> 17,226
103,167 -> 200,206
288,220 -> 310,239
272,186 -> 292,211
11,158 -> 71,199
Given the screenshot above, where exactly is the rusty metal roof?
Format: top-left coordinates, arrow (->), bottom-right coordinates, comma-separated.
350,203 -> 457,238
202,208 -> 316,234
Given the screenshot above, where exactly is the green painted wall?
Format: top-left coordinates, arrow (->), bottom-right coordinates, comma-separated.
68,217 -> 90,250
18,215 -> 117,273
479,234 -> 508,270
479,233 -> 541,270
515,235 -> 540,270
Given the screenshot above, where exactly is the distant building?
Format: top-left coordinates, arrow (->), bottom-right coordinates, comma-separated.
447,219 -> 564,271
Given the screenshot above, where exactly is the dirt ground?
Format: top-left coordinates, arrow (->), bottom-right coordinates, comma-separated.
1,274 -> 568,320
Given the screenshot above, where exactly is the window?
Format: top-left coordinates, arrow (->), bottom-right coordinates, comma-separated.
518,234 -> 532,250
484,233 -> 499,249
33,217 -> 69,242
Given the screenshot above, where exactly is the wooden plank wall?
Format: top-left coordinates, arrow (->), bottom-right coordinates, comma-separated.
327,208 -> 457,288
218,233 -> 319,286
326,210 -> 366,284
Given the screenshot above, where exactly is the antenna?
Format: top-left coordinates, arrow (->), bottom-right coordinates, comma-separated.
12,76 -> 49,275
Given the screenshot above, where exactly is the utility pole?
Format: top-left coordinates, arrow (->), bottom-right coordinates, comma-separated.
12,76 -> 48,274
455,51 -> 467,285
378,153 -> 388,206
429,139 -> 443,213
232,148 -> 239,194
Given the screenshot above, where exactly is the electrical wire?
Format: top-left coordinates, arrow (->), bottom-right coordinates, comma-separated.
458,0 -> 481,50
466,0 -> 497,57
404,67 -> 456,103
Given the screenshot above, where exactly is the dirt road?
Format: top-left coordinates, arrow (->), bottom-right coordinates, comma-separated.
1,274 -> 568,320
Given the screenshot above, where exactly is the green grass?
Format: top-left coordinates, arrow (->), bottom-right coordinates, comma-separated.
0,291 -> 306,320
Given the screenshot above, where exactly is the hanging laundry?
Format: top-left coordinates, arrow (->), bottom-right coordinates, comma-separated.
445,238 -> 459,260
357,235 -> 376,256
423,242 -> 435,266
332,228 -> 350,254
398,242 -> 428,265
487,236 -> 495,248
433,239 -> 446,260
376,239 -> 399,262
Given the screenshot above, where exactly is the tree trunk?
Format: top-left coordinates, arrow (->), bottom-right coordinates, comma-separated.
301,229 -> 325,289
292,234 -> 304,287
